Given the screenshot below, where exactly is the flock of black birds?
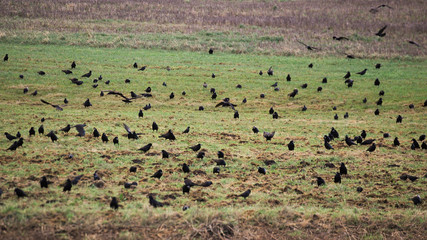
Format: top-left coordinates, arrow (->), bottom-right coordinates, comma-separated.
1,8 -> 426,209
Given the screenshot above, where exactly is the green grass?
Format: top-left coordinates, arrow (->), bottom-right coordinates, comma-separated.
0,42 -> 426,238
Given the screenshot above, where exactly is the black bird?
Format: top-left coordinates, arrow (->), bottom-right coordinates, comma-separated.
375,25 -> 387,37
344,112 -> 349,119
81,71 -> 92,78
258,167 -> 266,175
214,159 -> 226,166
334,114 -> 339,120
396,115 -> 403,123
159,129 -> 176,141
196,151 -> 205,159
217,151 -> 224,159
46,131 -> 58,142
40,176 -> 52,188
38,125 -> 45,135
161,150 -> 170,159
267,67 -> 273,76
343,71 -> 351,79
363,98 -> 367,103
375,63 -> 381,69
356,69 -> 367,75
71,175 -> 83,185
211,92 -> 217,99
15,188 -> 27,198
182,163 -> 190,173
288,140 -> 295,151
113,136 -> 119,145
234,111 -> 239,119
138,109 -> 143,118
38,71 -> 46,75
200,181 -> 212,187
238,189 -> 251,199
184,178 -> 197,187
324,138 -> 334,150
138,66 -> 146,71
376,98 -> 383,106
23,87 -> 29,94
271,82 -> 278,87
143,103 -> 151,110
213,167 -> 220,174
63,179 -> 72,192
94,171 -> 101,180
420,135 -> 426,141
3,54 -> 8,61
316,177 -> 326,186
169,92 -> 174,99
374,78 -> 380,86
340,163 -> 347,175
361,139 -> 375,145
110,197 -> 119,209
393,137 -> 400,146
252,126 -> 259,134
408,104 -> 414,109
236,84 -> 242,89
124,79 -> 130,84
91,128 -> 99,138
412,195 -> 422,205
345,135 -> 357,146
333,36 -> 349,41
31,90 -> 38,96
334,172 -> 341,183
152,122 -> 158,131
269,107 -> 274,114
383,133 -> 390,138
71,61 -> 76,69
211,73 -> 215,78
263,131 -> 275,141
133,62 -> 138,68
408,40 -> 420,47
330,127 -> 339,139
242,98 -> 247,103
344,79 -> 354,88
145,87 -> 152,93
209,48 -> 213,54
148,195 -> 163,208
4,132 -> 17,141
297,40 -> 319,51
138,143 -> 152,153
182,91 -> 186,96
183,126 -> 190,134
357,187 -> 363,193
308,63 -> 313,68
374,109 -> 380,115
286,74 -> 291,81
259,70 -> 263,76
411,139 -> 420,149
199,106 -> 204,111
288,88 -> 298,98
41,99 -> 64,111
189,144 -> 201,152
29,127 -> 35,136
182,185 -> 191,194
272,112 -> 278,119
421,142 -> 427,149
379,90 -> 385,96
83,99 -> 92,108
16,132 -> 21,138
302,105 -> 307,111
129,166 -> 137,173
102,133 -> 109,143
19,75 -> 24,79
366,143 -> 376,152
151,169 -> 163,179
301,83 -> 308,89
63,98 -> 69,104
62,70 -> 73,75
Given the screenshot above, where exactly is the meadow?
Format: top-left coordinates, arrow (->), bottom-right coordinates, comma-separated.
0,0 -> 426,239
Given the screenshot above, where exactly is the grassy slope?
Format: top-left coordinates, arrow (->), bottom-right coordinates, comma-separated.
0,43 -> 426,239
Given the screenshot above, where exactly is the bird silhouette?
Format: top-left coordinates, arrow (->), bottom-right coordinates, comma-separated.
408,40 -> 420,47
196,151 -> 205,159
29,127 -> 35,136
71,175 -> 83,185
83,99 -> 92,107
340,163 -> 347,175
169,92 -> 174,99
102,133 -> 109,143
375,25 -> 387,37
267,67 -> 273,76
357,187 -> 363,192
396,115 -> 403,123
133,62 -> 138,68
46,131 -> 58,142
302,105 -> 307,111
152,122 -> 158,131
375,63 -> 381,69
151,170 -> 163,179
324,137 -> 334,150
4,132 -> 17,141
138,66 -> 146,71
182,126 -> 190,134
182,185 -> 191,194
411,139 -> 420,149
63,179 -> 72,192
286,74 -> 291,81
361,139 -> 375,145
4,54 -> 8,61
272,112 -> 278,119
71,61 -> 76,69
38,125 -> 44,135
357,69 -> 367,75
344,71 -> 351,79
334,172 -> 342,183
366,143 -> 376,152
81,71 -> 92,78
200,181 -> 213,187
411,195 -> 422,205
113,137 -> 119,145
15,188 -> 27,198
38,71 -> 46,75
92,128 -> 99,138
297,40 -> 319,50
110,197 -> 119,209
258,167 -> 266,175
189,144 -> 201,152
374,109 -> 380,115
182,163 -> 190,173
94,171 -> 101,180
374,78 -> 380,86
40,176 -> 53,188
209,48 -> 214,54
213,167 -> 220,174
393,137 -> 400,146
217,151 -> 224,158
288,140 -> 295,151
138,143 -> 153,153
7,138 -> 24,151
129,166 -> 137,173
288,89 -> 298,98
263,131 -> 275,141
31,90 -> 38,96
345,135 -> 357,146
238,189 -> 251,199
148,195 -> 163,208
161,150 -> 169,159
252,126 -> 259,134
159,129 -> 176,141
308,63 -> 313,68
316,177 -> 326,186
214,159 -> 226,166
41,99 -> 65,111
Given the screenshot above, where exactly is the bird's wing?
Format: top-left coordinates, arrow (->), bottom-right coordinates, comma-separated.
40,99 -> 52,106
123,123 -> 132,134
74,124 -> 86,136
296,40 -> 308,47
215,102 -> 225,107
377,25 -> 387,34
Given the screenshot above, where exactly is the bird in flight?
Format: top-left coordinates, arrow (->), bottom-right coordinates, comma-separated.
40,99 -> 66,111
375,25 -> 387,37
296,40 -> 320,50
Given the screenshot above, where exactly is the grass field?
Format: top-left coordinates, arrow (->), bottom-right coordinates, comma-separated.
0,0 -> 426,239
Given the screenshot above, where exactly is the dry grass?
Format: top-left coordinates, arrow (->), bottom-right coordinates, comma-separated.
0,0 -> 426,57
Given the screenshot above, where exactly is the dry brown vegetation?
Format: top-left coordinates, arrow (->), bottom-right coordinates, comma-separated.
0,0 -> 426,57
